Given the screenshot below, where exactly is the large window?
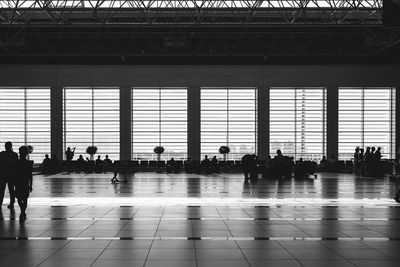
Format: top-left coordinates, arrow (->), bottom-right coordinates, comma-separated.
338,87 -> 396,160
0,87 -> 51,162
201,87 -> 257,160
63,87 -> 120,160
132,87 -> 187,160
270,87 -> 327,160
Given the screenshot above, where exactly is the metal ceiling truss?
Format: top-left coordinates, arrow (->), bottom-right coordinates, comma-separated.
0,0 -> 383,26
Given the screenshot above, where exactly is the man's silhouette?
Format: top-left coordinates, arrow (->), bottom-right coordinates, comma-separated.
0,142 -> 19,209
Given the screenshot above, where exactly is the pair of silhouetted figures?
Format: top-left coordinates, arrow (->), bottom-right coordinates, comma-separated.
353,146 -> 383,176
201,155 -> 220,174
0,142 -> 33,221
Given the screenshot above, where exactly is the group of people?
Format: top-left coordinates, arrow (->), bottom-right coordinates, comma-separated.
353,146 -> 383,176
0,142 -> 33,221
74,155 -> 113,174
41,147 -> 114,174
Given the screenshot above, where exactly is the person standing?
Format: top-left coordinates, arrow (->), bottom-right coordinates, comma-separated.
241,154 -> 256,182
65,147 -> 75,174
14,146 -> 33,221
0,142 -> 19,209
354,147 -> 360,175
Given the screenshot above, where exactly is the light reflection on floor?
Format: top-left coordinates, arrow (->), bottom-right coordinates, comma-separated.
0,172 -> 400,267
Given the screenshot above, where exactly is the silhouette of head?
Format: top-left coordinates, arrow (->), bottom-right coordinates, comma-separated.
372,147 -> 376,152
366,147 -> 370,151
98,155 -> 101,159
377,147 -> 381,151
205,155 -> 208,159
5,141 -> 12,151
105,155 -> 109,159
277,150 -> 282,156
79,155 -> 83,159
19,146 -> 29,159
45,154 -> 49,158
360,148 -> 364,153
355,147 -> 359,152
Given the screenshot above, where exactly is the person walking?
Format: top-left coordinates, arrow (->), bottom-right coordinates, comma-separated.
0,142 -> 19,209
14,146 -> 33,221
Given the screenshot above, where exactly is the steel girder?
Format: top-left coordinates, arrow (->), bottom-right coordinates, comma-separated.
0,1 -> 383,26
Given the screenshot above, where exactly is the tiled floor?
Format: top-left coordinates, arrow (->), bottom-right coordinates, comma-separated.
0,172 -> 400,266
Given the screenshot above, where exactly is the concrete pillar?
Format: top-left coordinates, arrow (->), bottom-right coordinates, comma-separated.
120,86 -> 132,161
50,85 -> 63,160
327,86 -> 338,161
187,86 -> 201,161
257,86 -> 269,160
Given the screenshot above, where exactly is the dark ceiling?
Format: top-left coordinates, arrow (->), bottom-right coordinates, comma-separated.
0,1 -> 399,64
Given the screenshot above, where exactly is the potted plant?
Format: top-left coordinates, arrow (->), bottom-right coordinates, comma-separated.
219,146 -> 230,162
154,146 -> 164,161
86,146 -> 98,161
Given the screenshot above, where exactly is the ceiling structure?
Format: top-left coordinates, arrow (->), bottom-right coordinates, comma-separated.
0,0 -> 398,64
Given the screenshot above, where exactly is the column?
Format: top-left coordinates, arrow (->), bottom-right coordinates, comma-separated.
51,85 -> 63,160
327,86 -> 338,161
187,86 -> 201,161
120,86 -> 132,161
257,86 -> 269,160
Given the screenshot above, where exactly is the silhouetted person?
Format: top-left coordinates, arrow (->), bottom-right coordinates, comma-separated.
85,157 -> 93,173
364,147 -> 371,175
51,153 -> 60,173
95,156 -> 104,173
250,155 -> 260,181
0,142 -> 18,209
104,155 -> 112,173
370,147 -> 377,176
15,146 -> 33,221
65,147 -> 75,174
320,156 -> 328,171
242,154 -> 255,182
359,148 -> 365,175
76,155 -> 85,173
41,154 -> 52,174
374,147 -> 382,176
211,156 -> 220,173
354,147 -> 361,175
166,157 -> 176,173
295,158 -> 307,179
202,155 -> 211,174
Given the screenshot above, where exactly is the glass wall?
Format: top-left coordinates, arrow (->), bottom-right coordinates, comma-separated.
0,87 -> 51,162
201,87 -> 257,160
270,87 -> 327,160
63,87 -> 120,160
338,87 -> 396,160
132,87 -> 187,160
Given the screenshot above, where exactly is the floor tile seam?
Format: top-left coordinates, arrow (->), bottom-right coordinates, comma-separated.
233,239 -> 252,267
275,240 -> 306,267
216,207 -> 234,238
284,220 -> 315,238
34,238 -> 74,267
89,238 -> 113,267
142,239 -> 155,267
